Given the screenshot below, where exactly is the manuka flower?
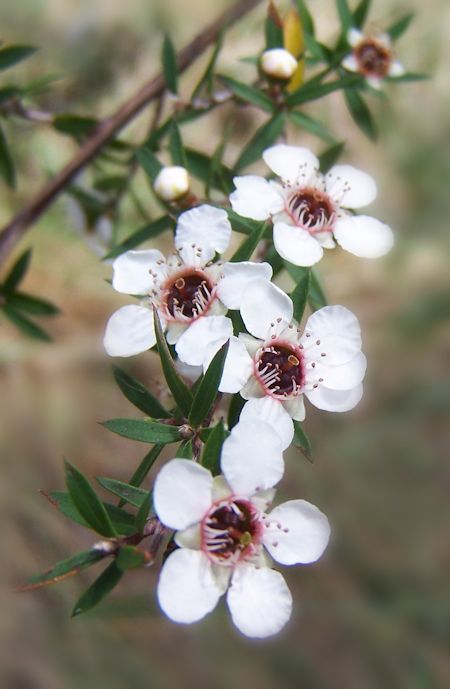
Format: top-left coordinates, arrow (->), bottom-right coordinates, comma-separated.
211,280 -> 366,421
342,28 -> 405,90
103,204 -> 272,364
230,144 -> 394,266
154,417 -> 330,638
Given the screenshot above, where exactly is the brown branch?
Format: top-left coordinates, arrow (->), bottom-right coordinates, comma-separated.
0,0 -> 263,267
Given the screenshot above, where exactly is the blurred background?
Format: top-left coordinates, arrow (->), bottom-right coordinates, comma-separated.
1,0 -> 449,687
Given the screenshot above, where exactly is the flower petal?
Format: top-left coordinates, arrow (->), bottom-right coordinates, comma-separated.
240,375 -> 265,399
175,205 -> 232,265
217,261 -> 273,309
216,336 -> 253,394
153,459 -> 213,530
302,305 -> 362,366
342,54 -> 359,72
221,418 -> 284,495
240,279 -> 293,340
175,523 -> 201,549
157,549 -> 224,624
227,564 -> 292,638
239,397 -> 294,450
305,383 -> 363,412
103,304 -> 155,357
263,499 -> 330,565
347,28 -> 363,47
312,351 -> 367,391
175,315 -> 233,367
263,144 -> 319,185
326,165 -> 377,209
281,395 -> 306,421
334,215 -> 394,258
273,221 -> 324,267
388,60 -> 405,77
230,175 -> 284,221
112,249 -> 166,295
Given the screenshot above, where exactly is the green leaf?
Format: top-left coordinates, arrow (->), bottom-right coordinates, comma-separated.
219,76 -> 274,112
336,0 -> 353,34
0,85 -> 21,104
65,461 -> 117,537
191,31 -> 224,100
162,34 -> 178,94
153,308 -> 193,417
225,209 -> 266,236
353,0 -> 371,28
17,549 -> 107,592
121,444 -> 164,498
3,248 -> 32,292
53,114 -> 98,139
227,393 -> 245,430
291,268 -> 311,322
293,420 -> 313,462
286,74 -> 362,106
0,45 -> 37,71
96,477 -> 149,508
116,546 -> 148,571
344,88 -> 377,140
318,142 -> 345,172
72,562 -> 123,617
104,216 -> 172,260
265,244 -> 285,276
137,147 -> 162,184
289,111 -> 336,144
2,306 -> 52,341
265,2 -> 284,50
47,490 -> 136,535
206,134 -> 232,197
387,13 -> 414,40
176,439 -> 194,458
235,112 -> 285,171
112,365 -> 171,419
230,220 -> 268,262
134,491 -> 152,532
202,421 -> 226,476
185,148 -> 234,194
189,341 -> 229,427
102,418 -> 182,444
169,120 -> 187,167
285,262 -> 327,311
293,0 -> 315,34
0,124 -> 15,188
7,292 -> 59,316
386,72 -> 428,83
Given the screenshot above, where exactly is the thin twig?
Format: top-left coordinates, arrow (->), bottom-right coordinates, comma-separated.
0,0 -> 263,267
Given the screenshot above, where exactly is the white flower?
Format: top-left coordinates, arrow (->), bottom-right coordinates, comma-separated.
154,417 -> 330,638
230,144 -> 394,266
153,166 -> 190,202
213,280 -> 366,421
261,48 -> 298,80
103,204 -> 273,363
342,28 -> 405,90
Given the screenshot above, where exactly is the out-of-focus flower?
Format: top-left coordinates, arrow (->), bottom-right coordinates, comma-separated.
153,165 -> 190,202
261,48 -> 298,80
103,204 -> 273,362
342,28 -> 405,90
212,280 -> 366,421
154,417 -> 330,638
230,144 -> 394,266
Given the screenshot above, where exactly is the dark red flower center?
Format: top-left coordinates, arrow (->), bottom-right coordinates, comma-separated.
202,499 -> 262,564
287,188 -> 335,232
163,270 -> 214,321
355,40 -> 391,77
256,343 -> 305,397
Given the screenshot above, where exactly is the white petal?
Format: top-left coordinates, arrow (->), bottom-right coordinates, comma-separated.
239,397 -> 294,451
211,475 -> 233,502
273,221 -> 324,267
342,54 -> 359,72
175,358 -> 203,383
153,459 -> 213,530
230,175 -> 284,221
175,523 -> 201,549
302,305 -> 362,365
166,322 -> 188,345
263,144 -> 319,185
217,336 -> 253,394
103,304 -> 155,357
250,488 -> 276,512
388,60 -> 406,77
217,261 -> 273,309
157,549 -> 224,624
326,165 -> 377,209
263,500 -> 330,565
347,28 -> 363,47
305,383 -> 363,412
334,214 -> 394,258
240,375 -> 265,399
240,279 -> 293,340
227,564 -> 292,638
175,204 -> 232,265
281,395 -> 306,421
221,418 -> 284,495
312,351 -> 367,390
175,315 -> 233,367
112,249 -> 165,295
367,75 -> 384,90
239,332 -> 263,357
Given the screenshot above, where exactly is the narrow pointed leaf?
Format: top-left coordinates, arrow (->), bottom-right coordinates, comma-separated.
291,268 -> 311,322
17,549 -> 108,592
235,113 -> 285,171
0,124 -> 15,188
7,292 -> 59,316
3,249 -> 32,292
225,209 -> 267,237
2,306 -> 51,341
153,308 -> 193,417
121,444 -> 164,498
112,365 -> 171,419
176,439 -> 194,459
219,76 -> 274,112
336,0 -> 353,33
72,562 -> 123,617
289,110 -> 335,143
191,31 -> 224,100
104,216 -> 172,260
387,13 -> 414,40
137,147 -> 162,183
310,269 -> 328,309
386,72 -> 428,83
65,461 -> 117,537
162,34 -> 178,94
318,142 -> 345,172
134,492 -> 152,533
293,0 -> 315,34
186,148 -> 234,194
46,490 -> 136,535
353,0 -> 371,28
0,45 -> 37,71
344,88 -> 377,140
265,2 -> 284,50
286,74 -> 362,106
116,546 -> 148,571
230,221 -> 268,262
202,421 -> 226,476
101,418 -> 182,444
96,477 -> 149,508
227,393 -> 245,430
189,341 -> 229,427
169,120 -> 187,167
293,420 -> 313,462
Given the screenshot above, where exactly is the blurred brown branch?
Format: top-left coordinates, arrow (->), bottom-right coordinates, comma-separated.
0,0 -> 263,267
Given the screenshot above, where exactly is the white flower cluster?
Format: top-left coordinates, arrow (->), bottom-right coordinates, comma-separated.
104,144 -> 393,637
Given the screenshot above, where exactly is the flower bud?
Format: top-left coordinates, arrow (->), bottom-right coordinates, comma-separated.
261,48 -> 298,80
153,166 -> 190,202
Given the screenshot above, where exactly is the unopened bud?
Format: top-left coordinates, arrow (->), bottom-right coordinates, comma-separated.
261,48 -> 298,80
153,166 -> 190,202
